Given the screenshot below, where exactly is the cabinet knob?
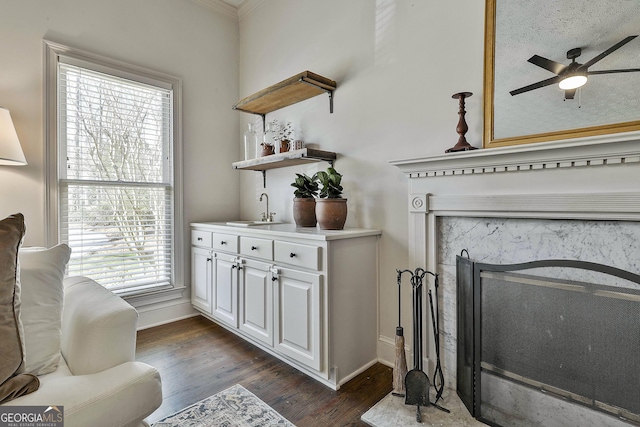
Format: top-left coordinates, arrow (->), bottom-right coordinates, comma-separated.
290,252 -> 296,258
221,241 -> 226,245
206,258 -> 212,262
231,264 -> 237,269
197,237 -> 203,241
272,276 -> 277,282
251,246 -> 258,251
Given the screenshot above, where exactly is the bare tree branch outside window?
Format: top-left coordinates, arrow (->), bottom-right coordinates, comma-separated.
60,65 -> 173,291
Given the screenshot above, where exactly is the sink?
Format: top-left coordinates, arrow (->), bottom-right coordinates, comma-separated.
225,220 -> 283,227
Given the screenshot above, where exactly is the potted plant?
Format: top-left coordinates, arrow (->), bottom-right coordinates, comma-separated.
269,119 -> 294,153
315,167 -> 347,230
291,173 -> 319,227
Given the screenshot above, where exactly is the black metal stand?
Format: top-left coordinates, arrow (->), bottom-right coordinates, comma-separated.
396,268 -> 450,417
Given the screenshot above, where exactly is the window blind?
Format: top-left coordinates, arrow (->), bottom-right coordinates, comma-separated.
58,62 -> 174,292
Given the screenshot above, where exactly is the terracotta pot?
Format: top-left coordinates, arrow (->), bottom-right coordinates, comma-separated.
261,144 -> 274,156
293,198 -> 317,227
315,198 -> 347,230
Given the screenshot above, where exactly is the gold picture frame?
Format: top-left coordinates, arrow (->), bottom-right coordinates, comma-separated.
483,0 -> 640,148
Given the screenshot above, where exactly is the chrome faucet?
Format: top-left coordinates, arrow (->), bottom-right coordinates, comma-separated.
259,193 -> 275,222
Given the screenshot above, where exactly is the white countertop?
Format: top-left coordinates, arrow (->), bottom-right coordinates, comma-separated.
190,222 -> 382,241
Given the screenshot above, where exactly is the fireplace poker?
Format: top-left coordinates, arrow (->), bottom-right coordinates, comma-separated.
429,282 -> 449,413
431,274 -> 445,402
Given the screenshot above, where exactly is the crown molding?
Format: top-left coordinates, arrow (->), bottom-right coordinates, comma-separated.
238,0 -> 264,21
191,0 -> 239,21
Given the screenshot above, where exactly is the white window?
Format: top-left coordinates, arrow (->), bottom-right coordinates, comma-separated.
45,41 -> 183,295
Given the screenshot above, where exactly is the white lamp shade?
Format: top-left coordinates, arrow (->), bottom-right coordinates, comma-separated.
0,107 -> 27,165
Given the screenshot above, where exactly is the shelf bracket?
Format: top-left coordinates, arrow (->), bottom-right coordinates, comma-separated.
261,170 -> 267,188
239,111 -> 266,132
328,90 -> 334,114
298,78 -> 334,114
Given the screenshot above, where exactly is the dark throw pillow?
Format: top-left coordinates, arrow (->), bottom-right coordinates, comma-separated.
0,213 -> 39,404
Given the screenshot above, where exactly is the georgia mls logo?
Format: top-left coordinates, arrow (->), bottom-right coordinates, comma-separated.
0,405 -> 63,427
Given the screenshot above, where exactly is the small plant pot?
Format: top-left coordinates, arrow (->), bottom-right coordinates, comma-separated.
293,198 -> 317,227
315,198 -> 347,230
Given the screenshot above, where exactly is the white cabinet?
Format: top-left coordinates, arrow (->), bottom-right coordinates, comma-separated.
212,232 -> 238,252
191,246 -> 213,313
240,236 -> 273,260
274,240 -> 320,270
212,252 -> 239,328
190,222 -> 381,390
273,266 -> 321,371
239,258 -> 273,346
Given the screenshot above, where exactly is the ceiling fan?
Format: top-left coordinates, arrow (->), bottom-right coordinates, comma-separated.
510,35 -> 640,99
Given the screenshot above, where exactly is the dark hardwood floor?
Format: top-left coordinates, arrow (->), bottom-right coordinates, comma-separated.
136,315 -> 392,426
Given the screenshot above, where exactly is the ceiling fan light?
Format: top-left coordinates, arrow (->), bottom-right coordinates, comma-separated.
559,74 -> 588,90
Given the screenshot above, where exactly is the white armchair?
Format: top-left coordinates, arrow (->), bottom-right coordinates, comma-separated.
4,276 -> 162,427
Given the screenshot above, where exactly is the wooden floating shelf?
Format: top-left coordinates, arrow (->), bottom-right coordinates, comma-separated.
232,148 -> 336,171
233,71 -> 337,115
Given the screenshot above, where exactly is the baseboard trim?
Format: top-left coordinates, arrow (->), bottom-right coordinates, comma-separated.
337,358 -> 379,388
377,334 -> 408,368
137,300 -> 199,330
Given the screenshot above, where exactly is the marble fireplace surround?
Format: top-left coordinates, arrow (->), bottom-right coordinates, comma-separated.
387,134 -> 640,425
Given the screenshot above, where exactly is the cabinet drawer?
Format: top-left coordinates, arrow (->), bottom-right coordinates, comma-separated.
212,233 -> 238,253
274,241 -> 320,271
240,236 -> 273,261
192,230 -> 212,247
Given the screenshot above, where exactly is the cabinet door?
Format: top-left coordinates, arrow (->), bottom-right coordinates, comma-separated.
191,247 -> 213,313
212,252 -> 239,328
274,267 -> 322,371
239,258 -> 273,346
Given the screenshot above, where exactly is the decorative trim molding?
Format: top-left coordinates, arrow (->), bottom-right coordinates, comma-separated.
391,133 -> 640,178
191,0 -> 239,20
409,193 -> 428,214
123,286 -> 187,308
188,0 -> 269,24
427,192 -> 640,221
238,0 -> 264,20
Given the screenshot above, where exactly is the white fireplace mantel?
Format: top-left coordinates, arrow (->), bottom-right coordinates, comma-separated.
391,133 -> 640,178
390,134 -> 640,389
392,136 -> 640,224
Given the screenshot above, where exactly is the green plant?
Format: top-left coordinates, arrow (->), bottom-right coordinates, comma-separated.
291,173 -> 319,198
269,119 -> 294,142
316,167 -> 343,198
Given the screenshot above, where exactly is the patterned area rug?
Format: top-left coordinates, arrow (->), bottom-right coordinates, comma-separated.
152,384 -> 295,427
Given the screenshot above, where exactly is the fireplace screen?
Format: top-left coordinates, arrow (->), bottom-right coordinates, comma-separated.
457,257 -> 640,427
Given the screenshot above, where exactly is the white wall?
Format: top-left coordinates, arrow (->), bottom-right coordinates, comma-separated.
0,0 -> 240,327
238,0 -> 486,363
0,0 -> 240,246
1,0 -> 488,352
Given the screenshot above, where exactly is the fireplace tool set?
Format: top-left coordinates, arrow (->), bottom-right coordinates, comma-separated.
394,268 -> 449,422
